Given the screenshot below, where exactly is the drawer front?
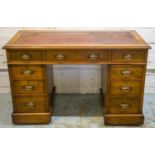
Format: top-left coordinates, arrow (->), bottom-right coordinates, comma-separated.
110,81 -> 142,96
111,50 -> 146,63
110,65 -> 144,80
9,65 -> 45,80
12,80 -> 45,94
8,50 -> 43,61
109,97 -> 139,114
46,50 -> 108,62
13,96 -> 47,113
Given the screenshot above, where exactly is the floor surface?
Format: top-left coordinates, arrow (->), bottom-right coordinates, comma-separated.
0,94 -> 155,128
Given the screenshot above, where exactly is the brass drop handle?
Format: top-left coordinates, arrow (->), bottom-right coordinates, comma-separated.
21,69 -> 34,75
121,70 -> 132,76
26,102 -> 35,108
120,103 -> 129,109
123,53 -> 133,60
21,53 -> 31,60
55,54 -> 65,60
89,54 -> 99,60
120,86 -> 131,92
23,85 -> 35,91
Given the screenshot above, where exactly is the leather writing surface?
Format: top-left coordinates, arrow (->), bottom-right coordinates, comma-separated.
4,30 -> 150,49
15,31 -> 138,45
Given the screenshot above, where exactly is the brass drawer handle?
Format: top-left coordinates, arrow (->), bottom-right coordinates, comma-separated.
120,103 -> 129,109
26,102 -> 35,108
120,86 -> 131,92
21,69 -> 34,75
21,53 -> 31,60
123,53 -> 133,60
121,70 -> 132,76
89,54 -> 99,60
55,54 -> 65,60
23,85 -> 35,91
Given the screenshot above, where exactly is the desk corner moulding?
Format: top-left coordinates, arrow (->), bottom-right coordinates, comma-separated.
3,30 -> 151,125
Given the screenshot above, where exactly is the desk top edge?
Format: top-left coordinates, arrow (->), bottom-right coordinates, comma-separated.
3,30 -> 151,49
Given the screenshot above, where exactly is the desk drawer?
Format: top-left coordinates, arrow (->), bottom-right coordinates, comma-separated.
111,50 -> 146,63
109,97 -> 139,114
9,65 -> 45,80
12,80 -> 45,94
110,65 -> 144,80
13,96 -> 47,113
8,50 -> 43,61
46,50 -> 108,62
110,81 -> 142,96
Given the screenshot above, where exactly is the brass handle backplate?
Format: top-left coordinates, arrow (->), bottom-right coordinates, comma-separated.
21,53 -> 31,60
120,103 -> 129,109
120,86 -> 131,92
89,54 -> 99,60
123,53 -> 133,60
21,69 -> 34,75
26,102 -> 35,108
121,70 -> 132,76
23,85 -> 35,91
55,54 -> 65,60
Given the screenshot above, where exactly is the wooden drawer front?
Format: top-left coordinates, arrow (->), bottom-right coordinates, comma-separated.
111,50 -> 146,63
110,81 -> 141,96
12,80 -> 45,94
8,50 -> 43,61
110,65 -> 144,80
13,96 -> 47,113
9,65 -> 45,80
46,50 -> 108,62
109,97 -> 139,114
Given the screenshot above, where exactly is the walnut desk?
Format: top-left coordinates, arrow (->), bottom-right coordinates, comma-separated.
3,30 -> 150,125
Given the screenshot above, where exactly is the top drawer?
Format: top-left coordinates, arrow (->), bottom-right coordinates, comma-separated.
7,50 -> 43,61
111,50 -> 147,63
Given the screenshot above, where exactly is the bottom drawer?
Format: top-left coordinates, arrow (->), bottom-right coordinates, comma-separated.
104,114 -> 144,125
109,97 -> 140,114
12,112 -> 51,124
13,96 -> 48,113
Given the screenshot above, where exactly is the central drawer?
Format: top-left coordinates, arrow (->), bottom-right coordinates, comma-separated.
12,80 -> 45,94
46,49 -> 108,62
109,81 -> 142,96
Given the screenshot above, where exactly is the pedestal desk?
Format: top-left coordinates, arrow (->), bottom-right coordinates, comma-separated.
3,30 -> 150,125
